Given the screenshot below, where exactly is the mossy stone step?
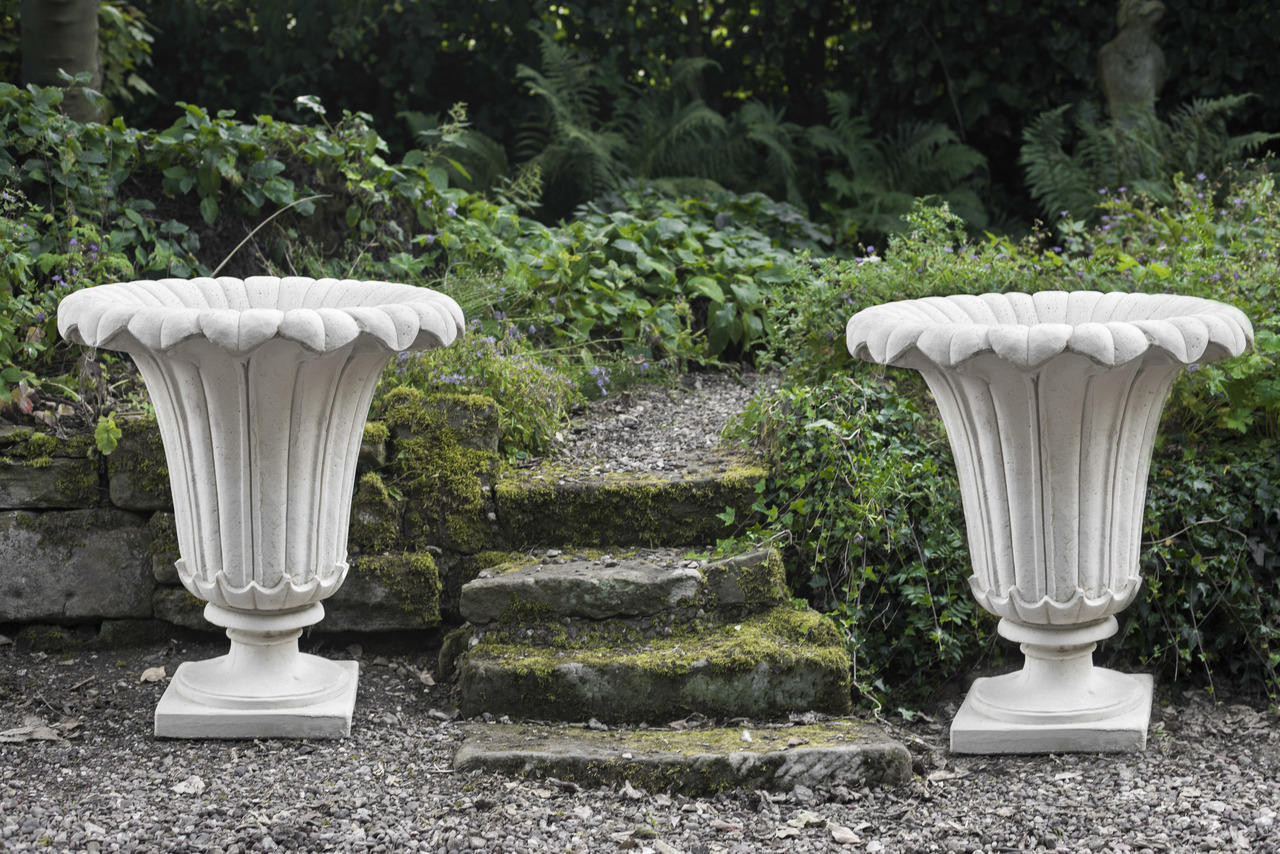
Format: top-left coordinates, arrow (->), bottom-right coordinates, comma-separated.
453,719 -> 911,794
494,455 -> 764,548
460,547 -> 788,623
456,606 -> 852,724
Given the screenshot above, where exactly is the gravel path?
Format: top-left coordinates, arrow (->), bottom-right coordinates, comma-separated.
2,372 -> 1278,852
1,638 -> 1276,852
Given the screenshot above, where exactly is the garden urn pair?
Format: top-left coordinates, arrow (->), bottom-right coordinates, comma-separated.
847,291 -> 1252,753
59,276 -> 464,738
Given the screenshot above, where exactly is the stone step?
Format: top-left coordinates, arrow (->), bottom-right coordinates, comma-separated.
454,605 -> 852,724
460,547 -> 788,623
453,718 -> 911,794
493,452 -> 764,549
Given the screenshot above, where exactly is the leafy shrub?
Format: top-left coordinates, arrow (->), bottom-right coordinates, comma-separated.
1134,436 -> 1280,700
728,374 -> 981,705
379,323 -> 578,460
740,188 -> 1280,704
497,184 -> 821,366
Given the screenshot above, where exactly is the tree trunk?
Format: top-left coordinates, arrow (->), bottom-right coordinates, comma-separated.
21,0 -> 102,123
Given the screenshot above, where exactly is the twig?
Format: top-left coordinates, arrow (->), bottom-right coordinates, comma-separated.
212,194 -> 328,278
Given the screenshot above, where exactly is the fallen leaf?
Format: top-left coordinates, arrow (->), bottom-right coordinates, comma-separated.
711,819 -> 742,832
139,666 -> 167,683
787,810 -> 825,828
927,768 -> 970,783
830,822 -> 860,844
171,775 -> 205,795
774,826 -> 801,838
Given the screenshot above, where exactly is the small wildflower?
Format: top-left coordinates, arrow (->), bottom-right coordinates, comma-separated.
423,232 -> 437,245
446,201 -> 458,217
68,237 -> 78,247
1117,186 -> 1127,193
1098,188 -> 1107,195
1196,172 -> 1207,181
35,312 -> 45,321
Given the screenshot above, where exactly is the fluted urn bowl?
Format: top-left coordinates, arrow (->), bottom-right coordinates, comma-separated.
59,276 -> 464,737
846,291 -> 1252,753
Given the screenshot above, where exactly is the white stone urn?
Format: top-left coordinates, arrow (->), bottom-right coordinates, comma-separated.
846,291 -> 1252,753
58,276 -> 464,737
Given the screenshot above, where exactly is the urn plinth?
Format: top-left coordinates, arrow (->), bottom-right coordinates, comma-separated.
846,291 -> 1252,753
59,276 -> 464,737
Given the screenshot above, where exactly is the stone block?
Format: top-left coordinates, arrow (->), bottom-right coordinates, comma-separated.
0,509 -> 152,622
322,553 -> 442,632
106,417 -> 172,511
495,461 -> 764,549
454,719 -> 911,793
348,473 -> 402,555
457,606 -> 852,724
699,548 -> 789,613
152,586 -> 214,632
461,550 -> 701,623
0,458 -> 100,509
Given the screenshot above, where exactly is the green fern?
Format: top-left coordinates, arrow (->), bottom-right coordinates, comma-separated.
808,90 -> 988,243
1020,95 -> 1280,221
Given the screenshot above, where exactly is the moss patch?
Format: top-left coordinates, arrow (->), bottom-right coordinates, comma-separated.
382,387 -> 500,554
349,472 -> 402,554
105,417 -> 171,509
350,552 -> 442,626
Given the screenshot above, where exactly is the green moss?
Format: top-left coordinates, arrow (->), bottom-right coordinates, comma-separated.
106,417 -> 170,501
495,458 -> 766,549
351,552 -> 442,625
382,387 -> 500,554
699,548 -> 788,613
497,596 -> 561,626
363,420 -> 390,445
349,472 -> 402,554
13,509 -> 97,551
438,623 -> 474,681
54,461 -> 102,505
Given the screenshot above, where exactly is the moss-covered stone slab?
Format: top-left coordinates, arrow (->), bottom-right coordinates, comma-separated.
323,553 -> 442,632
382,388 -> 501,555
461,548 -> 702,623
457,606 -> 852,723
106,417 -> 171,511
152,586 -> 215,632
453,719 -> 911,794
0,509 -> 152,621
0,457 -> 101,509
495,458 -> 765,548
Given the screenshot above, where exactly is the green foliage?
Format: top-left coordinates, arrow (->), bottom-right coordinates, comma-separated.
728,375 -> 979,704
381,326 -> 579,460
0,1 -> 156,112
499,185 -> 821,365
1135,437 -> 1280,701
94,412 -> 122,455
1020,96 -> 1280,222
808,91 -> 988,244
743,182 -> 1280,703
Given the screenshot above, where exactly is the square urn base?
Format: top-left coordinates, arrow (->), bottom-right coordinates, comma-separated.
155,659 -> 358,739
950,672 -> 1152,754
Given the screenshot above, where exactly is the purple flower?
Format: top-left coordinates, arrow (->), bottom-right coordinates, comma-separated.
35,312 -> 45,321
446,201 -> 458,217
1196,173 -> 1207,181
1098,188 -> 1108,195
68,237 -> 78,248
423,232 -> 437,245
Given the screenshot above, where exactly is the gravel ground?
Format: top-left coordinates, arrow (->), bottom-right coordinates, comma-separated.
1,637 -> 1276,853
2,371 -> 1278,852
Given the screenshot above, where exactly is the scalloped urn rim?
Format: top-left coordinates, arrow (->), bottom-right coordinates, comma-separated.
846,290 -> 1253,371
57,275 -> 466,356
